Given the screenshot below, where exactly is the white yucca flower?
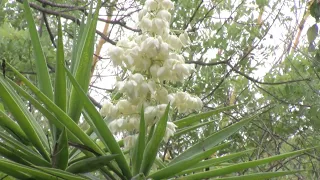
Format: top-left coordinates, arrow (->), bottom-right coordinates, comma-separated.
102,0 -> 202,149
160,0 -> 174,10
123,135 -> 138,150
164,122 -> 177,142
100,101 -> 118,119
179,31 -> 191,46
167,34 -> 183,51
145,0 -> 158,11
170,92 -> 203,113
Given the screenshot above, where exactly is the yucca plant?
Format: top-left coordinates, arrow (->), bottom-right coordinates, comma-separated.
0,0 -> 312,179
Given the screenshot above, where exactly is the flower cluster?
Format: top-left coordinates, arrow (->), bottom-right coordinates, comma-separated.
101,0 -> 203,149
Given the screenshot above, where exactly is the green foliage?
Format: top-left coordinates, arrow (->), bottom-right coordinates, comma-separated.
310,0 -> 320,21
307,24 -> 318,43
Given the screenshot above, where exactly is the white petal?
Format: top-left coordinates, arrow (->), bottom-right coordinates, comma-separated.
157,10 -> 171,22
145,0 -> 158,11
161,0 -> 174,10
179,31 -> 191,46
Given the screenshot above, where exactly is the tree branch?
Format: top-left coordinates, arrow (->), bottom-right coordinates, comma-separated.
186,60 -> 229,66
16,0 -> 116,45
35,0 -> 87,10
226,62 -> 311,85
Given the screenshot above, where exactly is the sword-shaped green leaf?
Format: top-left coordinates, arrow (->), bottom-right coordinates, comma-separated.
132,106 -> 146,175
5,63 -> 103,155
148,143 -> 230,179
0,76 -> 50,161
33,166 -> 87,180
170,114 -> 257,165
52,128 -> 68,170
175,119 -> 217,137
0,132 -> 50,167
177,148 -> 313,180
0,160 -> 31,179
140,104 -> 170,175
0,110 -> 29,144
23,0 -> 53,99
66,154 -> 118,173
0,141 -> 31,165
214,170 -> 304,180
65,67 -> 132,179
54,18 -> 67,113
6,78 -> 79,143
179,149 -> 254,175
174,104 -> 242,128
0,159 -> 63,180
68,0 -> 101,123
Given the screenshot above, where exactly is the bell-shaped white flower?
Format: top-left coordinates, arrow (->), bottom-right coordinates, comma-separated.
145,0 -> 158,11
140,16 -> 153,32
171,92 -> 203,113
157,66 -> 172,81
108,46 -> 124,66
100,101 -> 118,118
150,64 -> 160,78
138,7 -> 148,20
157,10 -> 171,22
152,18 -> 169,35
154,87 -> 169,103
163,122 -> 177,142
116,100 -> 135,115
123,134 -> 138,150
158,41 -> 169,59
108,118 -> 124,133
169,53 -> 185,63
161,0 -> 174,10
122,116 -> 139,131
167,34 -> 183,51
141,37 -> 160,58
157,104 -> 168,117
190,96 -> 203,111
117,39 -> 135,49
144,106 -> 158,125
179,31 -> 191,47
173,64 -> 194,81
131,73 -> 145,83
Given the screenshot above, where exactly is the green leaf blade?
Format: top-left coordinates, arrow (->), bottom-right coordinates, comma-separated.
132,106 -> 146,175
68,1 -> 101,123
170,114 -> 257,165
5,63 -> 103,156
174,104 -> 242,128
66,154 -> 118,174
23,0 -> 53,100
179,149 -> 254,175
54,18 -> 67,112
140,104 -> 170,175
65,67 -> 132,179
148,143 -> 230,179
0,110 -> 29,144
0,76 -> 50,161
178,148 -> 312,180
52,128 -> 69,170
215,170 -> 304,180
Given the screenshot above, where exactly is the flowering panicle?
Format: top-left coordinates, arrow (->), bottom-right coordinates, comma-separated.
101,0 -> 203,149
